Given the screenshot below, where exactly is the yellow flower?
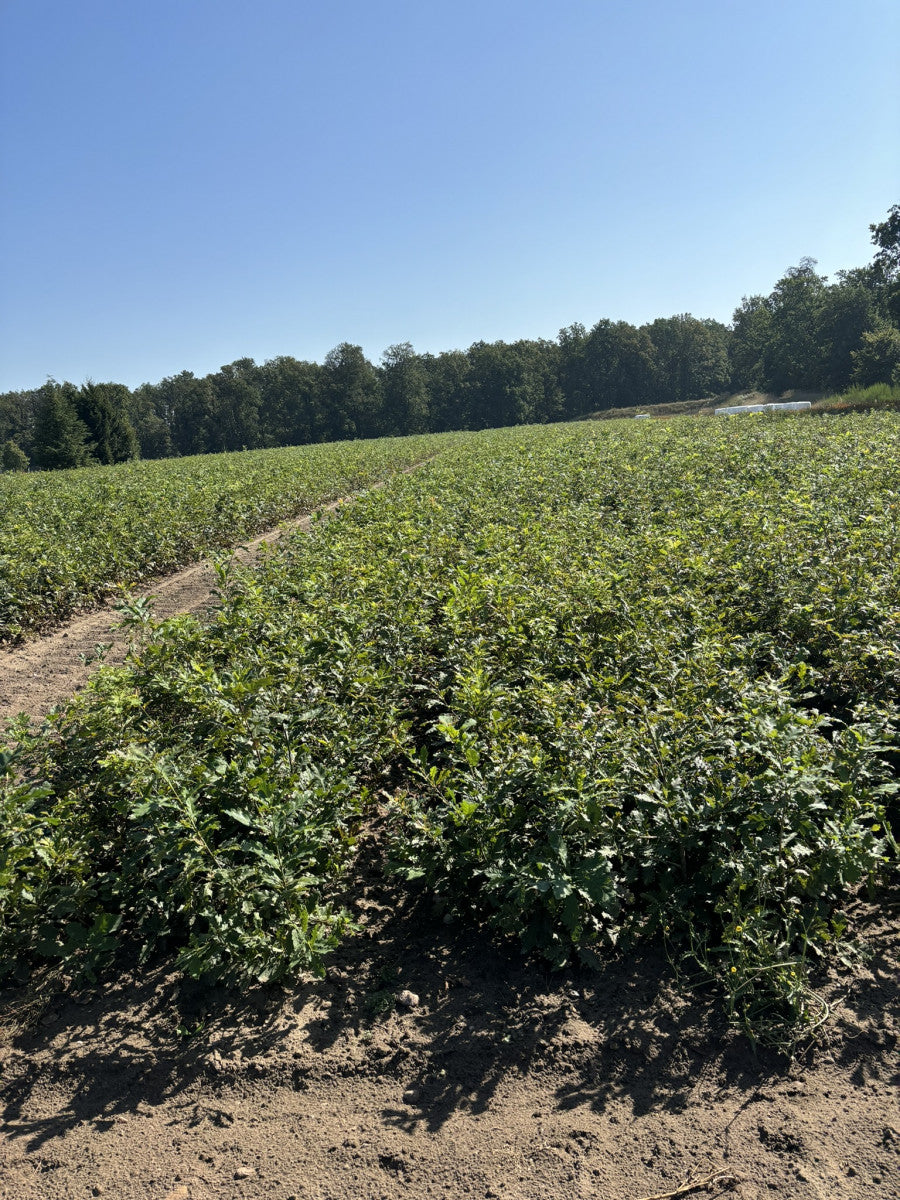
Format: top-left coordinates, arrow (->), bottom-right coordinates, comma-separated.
730,966 -> 737,974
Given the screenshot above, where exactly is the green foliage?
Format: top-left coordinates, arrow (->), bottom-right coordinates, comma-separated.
0,433 -> 446,639
0,440 -> 28,472
851,327 -> 900,387
729,295 -> 773,391
1,416 -> 897,1042
729,227 -> 898,397
0,679 -> 358,983
765,259 -> 828,393
75,381 -> 139,464
644,314 -> 731,404
558,320 -> 657,414
31,382 -> 93,470
870,203 -> 900,282
381,343 -> 432,435
4,207 -> 899,462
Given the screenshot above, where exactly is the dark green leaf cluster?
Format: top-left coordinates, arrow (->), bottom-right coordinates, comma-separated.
0,440 -> 28,473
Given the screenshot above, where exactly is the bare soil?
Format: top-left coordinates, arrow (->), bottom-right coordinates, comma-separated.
1,867 -> 898,1200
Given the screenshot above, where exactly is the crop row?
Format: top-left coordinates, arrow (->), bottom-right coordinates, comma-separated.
1,414 -> 898,1043
0,433 -> 449,640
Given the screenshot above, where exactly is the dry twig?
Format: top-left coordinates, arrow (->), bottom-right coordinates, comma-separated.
634,1169 -> 738,1200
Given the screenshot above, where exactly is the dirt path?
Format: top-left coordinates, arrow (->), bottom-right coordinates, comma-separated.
0,468 -> 416,726
0,516 -> 313,725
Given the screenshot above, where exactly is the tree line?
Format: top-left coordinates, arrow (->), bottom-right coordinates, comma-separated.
2,206 -> 898,471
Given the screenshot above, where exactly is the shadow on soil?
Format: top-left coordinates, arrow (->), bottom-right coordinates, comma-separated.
0,964 -> 301,1151
313,887 -> 787,1135
2,881 -> 896,1150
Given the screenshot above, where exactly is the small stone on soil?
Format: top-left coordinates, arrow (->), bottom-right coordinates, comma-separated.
396,989 -> 419,1008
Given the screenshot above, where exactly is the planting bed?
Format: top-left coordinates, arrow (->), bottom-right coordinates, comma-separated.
1,414 -> 898,1196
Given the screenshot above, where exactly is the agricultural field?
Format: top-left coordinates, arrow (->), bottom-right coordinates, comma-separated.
2,413 -> 897,1041
0,433 -> 448,641
1,413 -> 898,1199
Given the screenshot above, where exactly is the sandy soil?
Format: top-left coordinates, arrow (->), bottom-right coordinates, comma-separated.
0,883 -> 897,1200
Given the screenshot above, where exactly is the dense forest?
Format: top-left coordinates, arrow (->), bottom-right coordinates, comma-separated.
2,206 -> 898,471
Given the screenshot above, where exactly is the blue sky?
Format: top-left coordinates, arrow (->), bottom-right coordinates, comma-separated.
1,0 -> 898,392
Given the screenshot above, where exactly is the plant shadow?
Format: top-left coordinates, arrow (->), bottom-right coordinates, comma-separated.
1,878 -> 895,1149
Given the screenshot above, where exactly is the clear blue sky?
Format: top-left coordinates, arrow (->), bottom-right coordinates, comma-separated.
1,0 -> 898,392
